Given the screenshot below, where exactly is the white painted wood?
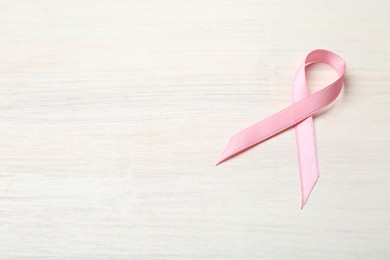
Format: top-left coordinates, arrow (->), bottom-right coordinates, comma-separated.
0,0 -> 389,259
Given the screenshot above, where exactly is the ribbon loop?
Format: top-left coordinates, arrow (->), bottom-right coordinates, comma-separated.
216,49 -> 346,208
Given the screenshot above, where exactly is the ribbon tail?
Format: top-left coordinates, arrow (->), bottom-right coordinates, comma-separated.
292,63 -> 320,208
295,116 -> 319,208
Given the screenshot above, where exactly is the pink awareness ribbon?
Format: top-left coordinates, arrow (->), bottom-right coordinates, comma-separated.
216,49 -> 346,208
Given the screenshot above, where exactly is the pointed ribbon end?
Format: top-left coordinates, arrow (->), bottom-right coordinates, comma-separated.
300,175 -> 320,209
215,140 -> 235,166
215,154 -> 228,166
301,197 -> 309,209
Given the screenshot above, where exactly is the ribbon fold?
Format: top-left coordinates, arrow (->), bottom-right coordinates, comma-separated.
216,49 -> 346,208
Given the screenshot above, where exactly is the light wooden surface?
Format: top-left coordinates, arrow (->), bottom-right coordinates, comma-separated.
0,0 -> 389,259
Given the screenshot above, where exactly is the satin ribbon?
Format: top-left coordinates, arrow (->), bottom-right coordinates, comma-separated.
216,49 -> 346,208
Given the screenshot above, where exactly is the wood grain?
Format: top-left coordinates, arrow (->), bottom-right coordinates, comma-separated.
0,0 -> 389,259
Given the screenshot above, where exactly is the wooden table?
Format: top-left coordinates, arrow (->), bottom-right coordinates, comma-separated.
0,0 -> 389,259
